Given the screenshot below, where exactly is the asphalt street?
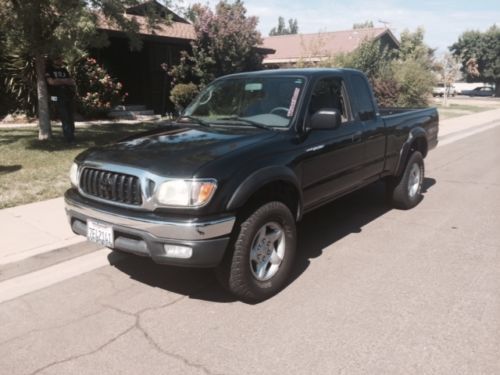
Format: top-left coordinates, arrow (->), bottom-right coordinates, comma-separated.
1,125 -> 499,374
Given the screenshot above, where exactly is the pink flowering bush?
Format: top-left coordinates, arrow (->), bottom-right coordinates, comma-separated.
74,57 -> 127,118
169,1 -> 264,87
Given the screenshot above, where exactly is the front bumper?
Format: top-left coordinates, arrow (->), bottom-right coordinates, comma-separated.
64,189 -> 235,267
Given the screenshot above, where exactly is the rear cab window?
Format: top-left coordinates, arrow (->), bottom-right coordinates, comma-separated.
350,75 -> 377,121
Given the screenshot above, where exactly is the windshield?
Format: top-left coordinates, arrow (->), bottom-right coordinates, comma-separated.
183,76 -> 306,128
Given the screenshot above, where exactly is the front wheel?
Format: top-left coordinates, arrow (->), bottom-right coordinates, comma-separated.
387,151 -> 425,209
216,201 -> 296,303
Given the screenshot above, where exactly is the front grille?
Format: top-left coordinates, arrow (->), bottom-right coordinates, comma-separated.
79,168 -> 142,206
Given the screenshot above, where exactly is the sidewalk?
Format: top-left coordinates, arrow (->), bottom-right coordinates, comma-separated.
439,108 -> 500,137
0,198 -> 81,265
1,108 -> 500,268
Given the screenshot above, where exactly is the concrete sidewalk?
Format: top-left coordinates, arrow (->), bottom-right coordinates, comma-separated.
0,198 -> 80,265
1,108 -> 500,268
438,107 -> 500,135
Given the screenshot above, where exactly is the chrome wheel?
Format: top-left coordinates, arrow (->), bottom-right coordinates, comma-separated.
249,221 -> 286,281
408,163 -> 422,198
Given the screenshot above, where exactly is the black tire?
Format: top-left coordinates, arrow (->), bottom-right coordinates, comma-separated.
387,151 -> 425,209
216,201 -> 296,303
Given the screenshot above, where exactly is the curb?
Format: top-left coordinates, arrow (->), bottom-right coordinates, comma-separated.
0,240 -> 102,283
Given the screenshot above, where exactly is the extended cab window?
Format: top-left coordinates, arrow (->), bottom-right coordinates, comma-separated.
351,75 -> 376,121
308,78 -> 349,123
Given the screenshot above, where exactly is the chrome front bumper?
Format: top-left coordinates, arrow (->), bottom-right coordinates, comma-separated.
65,191 -> 235,241
64,190 -> 235,267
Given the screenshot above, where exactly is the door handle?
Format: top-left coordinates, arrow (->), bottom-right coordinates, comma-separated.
351,131 -> 362,142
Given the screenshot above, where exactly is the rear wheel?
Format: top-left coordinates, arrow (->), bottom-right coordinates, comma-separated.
387,151 -> 425,209
216,201 -> 296,303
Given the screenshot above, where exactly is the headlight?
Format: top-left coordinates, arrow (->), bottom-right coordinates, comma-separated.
69,163 -> 79,187
157,179 -> 217,207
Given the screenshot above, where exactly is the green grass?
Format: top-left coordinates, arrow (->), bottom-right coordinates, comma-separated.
435,103 -> 493,120
435,103 -> 492,112
437,111 -> 467,120
0,122 -> 161,209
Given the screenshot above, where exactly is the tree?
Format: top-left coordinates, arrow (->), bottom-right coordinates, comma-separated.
332,39 -> 393,79
0,0 -> 169,140
269,16 -> 299,36
450,25 -> 500,97
353,21 -> 374,29
313,28 -> 435,107
398,27 -> 435,65
435,53 -> 461,107
169,1 -> 264,88
289,19 -> 299,34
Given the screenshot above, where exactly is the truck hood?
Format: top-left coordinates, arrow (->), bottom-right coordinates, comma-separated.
76,125 -> 277,177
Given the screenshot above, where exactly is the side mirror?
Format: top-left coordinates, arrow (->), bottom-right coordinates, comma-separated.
310,109 -> 341,130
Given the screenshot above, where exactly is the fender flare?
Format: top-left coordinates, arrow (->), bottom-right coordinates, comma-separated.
226,166 -> 303,219
395,127 -> 428,176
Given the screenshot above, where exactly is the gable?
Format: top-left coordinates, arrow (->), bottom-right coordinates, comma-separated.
126,1 -> 190,24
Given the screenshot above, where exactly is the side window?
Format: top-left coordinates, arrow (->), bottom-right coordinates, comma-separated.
308,78 -> 349,123
351,75 -> 376,121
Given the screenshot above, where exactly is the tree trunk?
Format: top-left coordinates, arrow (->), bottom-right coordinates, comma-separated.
496,79 -> 500,98
34,54 -> 52,140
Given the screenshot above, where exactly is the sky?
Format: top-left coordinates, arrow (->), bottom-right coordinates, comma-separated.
179,0 -> 500,53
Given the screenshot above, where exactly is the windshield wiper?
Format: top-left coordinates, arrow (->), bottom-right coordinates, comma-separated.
216,116 -> 271,130
176,115 -> 211,127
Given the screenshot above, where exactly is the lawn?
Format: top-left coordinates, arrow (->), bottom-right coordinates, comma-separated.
435,103 -> 493,120
0,122 -> 162,209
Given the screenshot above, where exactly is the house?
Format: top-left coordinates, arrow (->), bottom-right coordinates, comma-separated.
93,1 -> 274,115
262,27 -> 399,68
93,2 -> 195,115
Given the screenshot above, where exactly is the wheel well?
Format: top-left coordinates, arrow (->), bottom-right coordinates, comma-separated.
410,136 -> 428,158
395,135 -> 428,176
238,181 -> 300,221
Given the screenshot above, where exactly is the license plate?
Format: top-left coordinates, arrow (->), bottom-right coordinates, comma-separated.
87,219 -> 114,247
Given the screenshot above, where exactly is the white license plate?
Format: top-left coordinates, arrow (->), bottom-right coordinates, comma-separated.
87,220 -> 114,247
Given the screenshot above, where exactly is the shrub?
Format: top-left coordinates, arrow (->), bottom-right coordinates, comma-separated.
310,35 -> 435,108
1,50 -> 38,116
74,57 -> 126,118
392,59 -> 435,107
371,77 -> 400,108
170,83 -> 199,111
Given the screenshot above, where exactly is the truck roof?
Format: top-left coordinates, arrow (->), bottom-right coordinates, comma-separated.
218,68 -> 364,80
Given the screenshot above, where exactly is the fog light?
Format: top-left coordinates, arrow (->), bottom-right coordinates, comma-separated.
164,244 -> 193,259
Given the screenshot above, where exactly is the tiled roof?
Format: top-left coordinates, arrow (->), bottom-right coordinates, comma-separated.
97,13 -> 196,41
262,28 -> 398,63
97,14 -> 274,54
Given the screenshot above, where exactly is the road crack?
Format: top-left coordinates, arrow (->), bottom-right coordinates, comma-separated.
136,317 -> 224,375
24,280 -> 223,374
29,325 -> 135,375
